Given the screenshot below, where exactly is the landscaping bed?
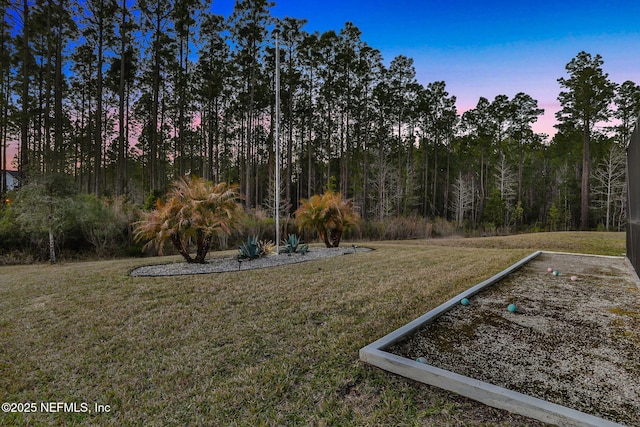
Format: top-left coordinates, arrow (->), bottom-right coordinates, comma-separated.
130,246 -> 370,276
388,252 -> 640,426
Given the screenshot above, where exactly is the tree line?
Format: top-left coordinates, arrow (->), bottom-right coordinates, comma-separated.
1,0 -> 639,232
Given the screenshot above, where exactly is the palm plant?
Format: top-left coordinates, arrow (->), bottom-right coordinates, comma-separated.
294,191 -> 360,248
134,176 -> 244,263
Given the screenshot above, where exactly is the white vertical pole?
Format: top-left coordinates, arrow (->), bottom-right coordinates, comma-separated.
275,28 -> 281,255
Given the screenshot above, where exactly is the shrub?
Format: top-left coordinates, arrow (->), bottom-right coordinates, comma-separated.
431,216 -> 457,237
380,215 -> 433,240
0,202 -> 26,252
77,195 -> 133,257
242,207 -> 276,242
348,216 -> 443,241
11,174 -> 79,263
134,177 -> 244,263
144,189 -> 164,210
294,191 -> 360,248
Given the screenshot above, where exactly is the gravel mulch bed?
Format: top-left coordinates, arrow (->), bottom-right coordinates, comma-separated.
130,246 -> 370,277
388,252 -> 640,426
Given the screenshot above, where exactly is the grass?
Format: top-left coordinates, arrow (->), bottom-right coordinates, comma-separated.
0,232 -> 625,426
416,231 -> 627,256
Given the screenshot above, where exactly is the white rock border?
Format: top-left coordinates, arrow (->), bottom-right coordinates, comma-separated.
359,251 -> 629,427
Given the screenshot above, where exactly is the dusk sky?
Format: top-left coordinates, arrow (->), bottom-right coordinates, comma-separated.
213,0 -> 640,138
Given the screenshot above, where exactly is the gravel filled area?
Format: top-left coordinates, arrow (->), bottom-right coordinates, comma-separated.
388,252 -> 640,426
130,246 -> 370,276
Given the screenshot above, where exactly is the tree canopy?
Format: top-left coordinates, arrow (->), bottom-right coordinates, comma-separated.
1,2 -> 638,232
557,51 -> 617,230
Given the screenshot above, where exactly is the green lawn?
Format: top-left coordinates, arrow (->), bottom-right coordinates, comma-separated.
0,232 -> 626,426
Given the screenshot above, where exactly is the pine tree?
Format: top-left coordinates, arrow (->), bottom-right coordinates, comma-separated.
614,80 -> 640,147
508,93 -> 544,202
228,0 -> 274,208
196,12 -> 229,183
138,0 -> 176,192
557,51 -> 615,230
0,0 -> 13,197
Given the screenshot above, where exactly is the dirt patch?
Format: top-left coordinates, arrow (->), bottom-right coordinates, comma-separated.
388,252 -> 640,426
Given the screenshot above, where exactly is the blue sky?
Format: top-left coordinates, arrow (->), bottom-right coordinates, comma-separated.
213,0 -> 640,137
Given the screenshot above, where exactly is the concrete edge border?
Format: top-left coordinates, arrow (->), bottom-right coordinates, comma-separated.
359,250 -> 627,427
542,250 -> 625,259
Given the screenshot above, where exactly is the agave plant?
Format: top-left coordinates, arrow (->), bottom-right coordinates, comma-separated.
281,234 -> 300,254
238,236 -> 260,259
294,191 -> 360,248
238,235 -> 274,259
134,176 -> 244,263
281,234 -> 309,255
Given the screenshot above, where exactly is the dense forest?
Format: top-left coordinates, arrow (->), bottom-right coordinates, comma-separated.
1,0 -> 639,244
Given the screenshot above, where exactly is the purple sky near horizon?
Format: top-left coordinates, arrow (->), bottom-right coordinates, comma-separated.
212,0 -> 640,139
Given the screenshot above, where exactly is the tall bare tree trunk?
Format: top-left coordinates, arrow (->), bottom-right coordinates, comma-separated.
245,64 -> 254,208
581,125 -> 590,230
150,12 -> 161,192
54,0 -> 64,174
20,0 -> 29,177
94,0 -> 104,196
117,0 -> 128,196
49,228 -> 56,264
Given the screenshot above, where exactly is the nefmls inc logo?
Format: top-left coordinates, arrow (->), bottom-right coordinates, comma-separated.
40,402 -> 90,413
